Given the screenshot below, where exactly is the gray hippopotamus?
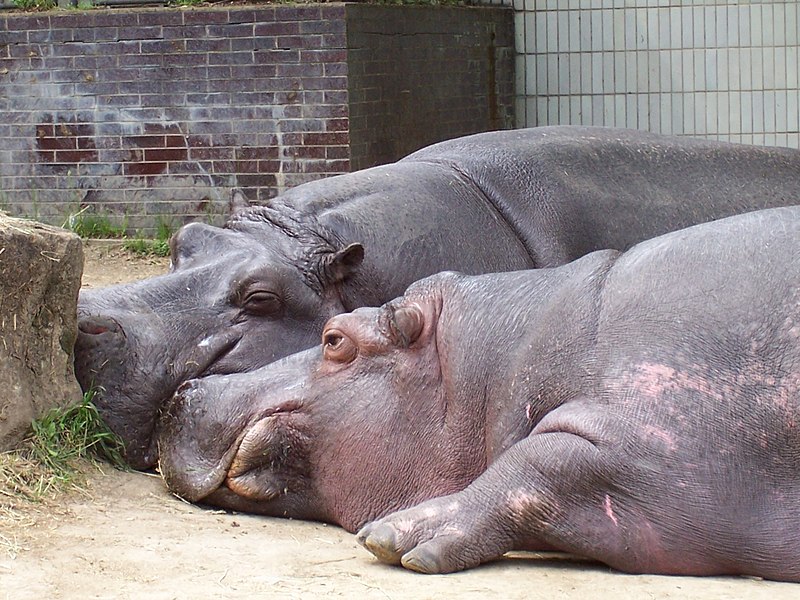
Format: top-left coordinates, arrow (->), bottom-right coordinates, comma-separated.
76,126 -> 800,468
159,206 -> 800,582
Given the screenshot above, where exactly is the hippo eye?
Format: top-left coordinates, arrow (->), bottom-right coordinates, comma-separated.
243,290 -> 283,316
322,329 -> 357,363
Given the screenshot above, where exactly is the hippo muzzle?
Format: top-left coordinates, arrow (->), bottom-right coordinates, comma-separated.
76,295 -> 246,469
157,379 -> 242,502
158,359 -> 313,508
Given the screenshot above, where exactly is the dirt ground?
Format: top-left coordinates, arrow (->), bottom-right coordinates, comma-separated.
1,241 -> 798,599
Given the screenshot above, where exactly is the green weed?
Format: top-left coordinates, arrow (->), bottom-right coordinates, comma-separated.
11,0 -> 55,11
123,237 -> 170,257
63,209 -> 127,239
28,391 -> 127,475
122,219 -> 173,257
1,391 -> 127,504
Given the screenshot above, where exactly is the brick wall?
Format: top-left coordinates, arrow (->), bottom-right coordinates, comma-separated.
0,4 -> 513,235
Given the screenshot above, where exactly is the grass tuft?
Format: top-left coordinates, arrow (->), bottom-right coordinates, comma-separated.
11,0 -> 56,10
122,219 -> 173,257
63,209 -> 126,239
27,391 -> 128,476
122,237 -> 171,257
64,207 -> 172,257
0,391 -> 127,506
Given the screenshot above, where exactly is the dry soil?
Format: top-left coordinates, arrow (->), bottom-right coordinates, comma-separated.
0,241 -> 797,599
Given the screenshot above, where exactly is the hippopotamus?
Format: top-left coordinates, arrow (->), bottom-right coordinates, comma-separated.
75,126 -> 800,469
159,205 -> 800,582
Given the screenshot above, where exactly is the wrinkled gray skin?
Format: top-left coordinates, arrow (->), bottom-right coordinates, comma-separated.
160,206 -> 800,582
76,126 -> 800,469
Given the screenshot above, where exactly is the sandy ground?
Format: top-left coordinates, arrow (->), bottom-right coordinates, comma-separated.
1,241 -> 798,599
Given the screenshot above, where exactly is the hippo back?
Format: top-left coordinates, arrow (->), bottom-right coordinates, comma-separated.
403,126 -> 800,266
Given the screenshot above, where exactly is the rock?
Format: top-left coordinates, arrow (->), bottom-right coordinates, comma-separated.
0,213 -> 84,451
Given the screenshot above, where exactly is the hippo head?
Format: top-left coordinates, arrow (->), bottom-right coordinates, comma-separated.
76,204 -> 364,469
158,275 -> 485,531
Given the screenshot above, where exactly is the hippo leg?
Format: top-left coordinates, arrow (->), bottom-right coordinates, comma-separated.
358,414 -> 763,577
358,414 -> 800,580
357,431 -> 610,574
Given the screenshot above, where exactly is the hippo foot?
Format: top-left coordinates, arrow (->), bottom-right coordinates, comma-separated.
356,495 -> 505,574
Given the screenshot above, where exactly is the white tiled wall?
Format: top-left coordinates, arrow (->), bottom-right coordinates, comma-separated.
491,0 -> 800,148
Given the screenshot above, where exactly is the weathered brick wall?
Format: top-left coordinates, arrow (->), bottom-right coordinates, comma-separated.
0,3 -> 513,235
0,5 -> 350,233
346,4 -> 514,171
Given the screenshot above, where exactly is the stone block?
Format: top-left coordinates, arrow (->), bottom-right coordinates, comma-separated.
0,213 -> 84,450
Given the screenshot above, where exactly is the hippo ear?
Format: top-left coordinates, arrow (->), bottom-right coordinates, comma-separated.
393,305 -> 424,347
229,188 -> 250,214
326,243 -> 365,283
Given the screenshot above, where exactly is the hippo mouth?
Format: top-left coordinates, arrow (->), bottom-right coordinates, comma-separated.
79,325 -> 245,471
160,401 -> 301,507
189,329 -> 245,380
223,412 -> 297,502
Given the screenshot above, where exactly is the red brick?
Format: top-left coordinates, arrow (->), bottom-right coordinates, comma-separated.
287,146 -> 325,159
254,20 -> 300,37
236,146 -> 277,161
143,122 -> 182,135
277,35 -> 322,49
300,49 -> 347,63
165,135 -> 187,148
145,148 -> 188,162
54,149 -> 98,163
300,19 -> 346,35
207,24 -> 254,38
125,135 -> 166,149
326,118 -> 349,132
76,136 -> 97,150
183,10 -> 228,25
275,6 -> 322,21
303,159 -> 349,173
125,161 -> 167,176
228,8 -> 268,24
37,136 -> 76,151
303,132 -> 349,146
235,160 -> 259,173
326,146 -> 351,160
258,160 -> 280,173
237,174 -> 277,188
190,146 -> 232,161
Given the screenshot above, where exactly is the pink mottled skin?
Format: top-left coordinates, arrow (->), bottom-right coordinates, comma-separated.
159,207 -> 800,582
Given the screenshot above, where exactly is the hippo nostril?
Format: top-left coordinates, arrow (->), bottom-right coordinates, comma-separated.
78,316 -> 122,336
81,323 -> 109,335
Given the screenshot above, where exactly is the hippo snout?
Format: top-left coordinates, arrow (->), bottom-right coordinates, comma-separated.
224,416 -> 291,502
158,377 -> 252,502
158,367 -> 310,509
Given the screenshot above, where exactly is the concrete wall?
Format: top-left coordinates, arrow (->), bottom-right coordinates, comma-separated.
0,4 -> 513,234
499,0 -> 799,148
346,3 -> 514,171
